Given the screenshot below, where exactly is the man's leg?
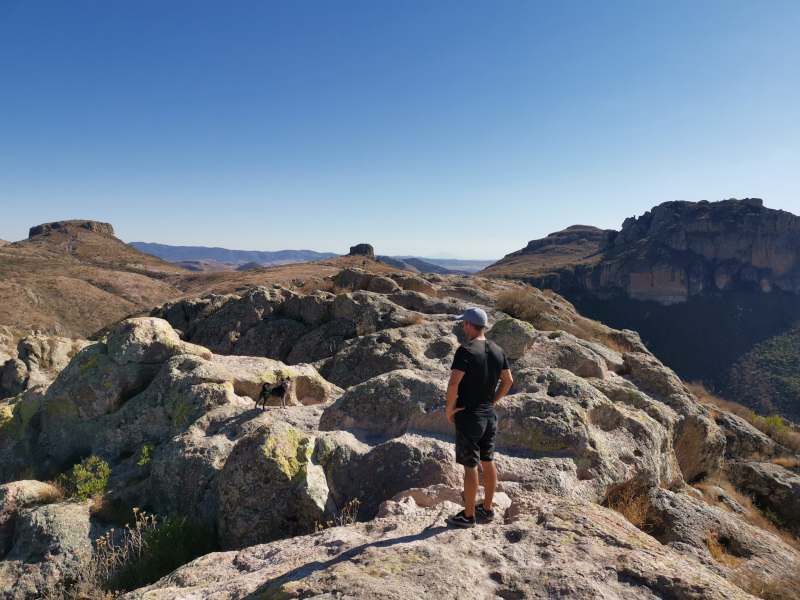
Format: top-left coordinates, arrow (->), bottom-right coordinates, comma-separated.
480,460 -> 497,509
463,465 -> 479,517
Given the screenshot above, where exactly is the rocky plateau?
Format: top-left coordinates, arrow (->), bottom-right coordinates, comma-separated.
0,265 -> 798,599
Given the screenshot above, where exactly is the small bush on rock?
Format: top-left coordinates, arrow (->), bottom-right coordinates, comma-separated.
316,499 -> 361,531
137,444 -> 155,468
116,513 -> 218,591
68,456 -> 111,501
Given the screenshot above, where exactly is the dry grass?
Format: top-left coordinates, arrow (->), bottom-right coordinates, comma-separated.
602,482 -> 653,531
687,382 -> 800,454
495,286 -> 628,352
297,279 -> 348,295
692,476 -> 800,551
736,573 -> 800,600
770,456 -> 800,472
316,499 -> 361,531
397,312 -> 426,326
706,533 -> 746,568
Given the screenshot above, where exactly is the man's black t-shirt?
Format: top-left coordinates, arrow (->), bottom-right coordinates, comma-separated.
451,339 -> 509,414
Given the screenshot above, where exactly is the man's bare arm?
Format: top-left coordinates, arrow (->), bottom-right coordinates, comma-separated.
493,369 -> 513,405
446,369 -> 465,424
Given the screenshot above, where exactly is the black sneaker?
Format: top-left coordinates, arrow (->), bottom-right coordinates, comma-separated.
475,503 -> 495,521
446,510 -> 476,528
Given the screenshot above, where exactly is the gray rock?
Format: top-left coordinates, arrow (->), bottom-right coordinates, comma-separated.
125,492 -> 755,600
286,319 -> 355,365
315,432 -> 463,518
711,409 -> 785,459
347,243 -> 374,257
646,486 -> 800,584
0,502 -> 91,600
400,275 -> 438,297
284,292 -> 335,326
233,318 -> 307,361
486,317 -> 537,360
332,267 -> 369,290
320,370 -> 447,437
322,323 -> 457,388
728,460 -> 800,529
0,359 -> 27,398
0,481 -> 62,558
217,421 -> 336,549
366,276 -> 400,294
190,288 -> 290,354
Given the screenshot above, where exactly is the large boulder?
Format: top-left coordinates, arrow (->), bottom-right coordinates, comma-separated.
0,359 -> 27,398
217,421 -> 336,550
331,292 -> 412,336
515,332 -> 608,378
0,481 -> 62,558
646,486 -> 800,584
188,288 -> 291,354
486,317 -> 537,360
320,370 -> 448,437
710,409 -> 787,459
332,267 -> 369,290
496,369 -> 683,500
728,460 -> 800,530
366,276 -> 400,294
0,502 -> 91,600
321,322 -> 458,388
232,318 -> 308,361
43,318 -> 211,423
315,432 -> 463,519
400,275 -> 438,297
285,319 -> 356,365
283,292 -> 335,327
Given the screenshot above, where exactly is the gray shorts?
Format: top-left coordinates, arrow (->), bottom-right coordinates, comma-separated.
454,411 -> 497,468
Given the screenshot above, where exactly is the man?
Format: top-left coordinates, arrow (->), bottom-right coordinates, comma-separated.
446,307 -> 513,528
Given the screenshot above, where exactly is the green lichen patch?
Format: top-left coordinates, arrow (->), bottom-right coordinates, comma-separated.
0,386 -> 50,440
262,426 -> 314,483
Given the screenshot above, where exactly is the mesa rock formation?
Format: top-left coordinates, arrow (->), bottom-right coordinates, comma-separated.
485,198 -> 800,304
1,268 -> 799,598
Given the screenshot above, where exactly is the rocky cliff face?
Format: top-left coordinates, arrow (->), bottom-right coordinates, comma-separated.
28,220 -> 116,238
1,270 -> 799,598
486,198 -> 800,305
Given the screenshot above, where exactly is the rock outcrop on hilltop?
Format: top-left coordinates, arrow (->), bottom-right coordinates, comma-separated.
486,199 -> 800,304
0,271 -> 799,598
28,220 -> 116,238
347,243 -> 374,257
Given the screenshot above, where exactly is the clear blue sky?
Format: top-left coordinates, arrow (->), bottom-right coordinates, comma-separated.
1,1 -> 798,259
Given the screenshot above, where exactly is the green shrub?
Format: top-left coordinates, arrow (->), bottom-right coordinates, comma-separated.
137,444 -> 155,468
68,456 -> 111,500
115,514 -> 218,591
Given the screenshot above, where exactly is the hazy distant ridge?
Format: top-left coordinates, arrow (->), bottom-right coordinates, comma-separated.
129,242 -> 339,266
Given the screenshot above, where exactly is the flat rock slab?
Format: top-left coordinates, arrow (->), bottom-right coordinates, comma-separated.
124,492 -> 753,600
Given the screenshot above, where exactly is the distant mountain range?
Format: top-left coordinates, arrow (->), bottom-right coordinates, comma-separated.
128,242 -> 496,274
128,242 -> 338,266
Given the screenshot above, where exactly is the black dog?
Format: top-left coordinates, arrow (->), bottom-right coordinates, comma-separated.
257,378 -> 292,410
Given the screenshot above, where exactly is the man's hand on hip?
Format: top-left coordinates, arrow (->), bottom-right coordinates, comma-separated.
447,406 -> 464,424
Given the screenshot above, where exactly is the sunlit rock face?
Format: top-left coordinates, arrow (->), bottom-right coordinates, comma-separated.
486,198 -> 800,305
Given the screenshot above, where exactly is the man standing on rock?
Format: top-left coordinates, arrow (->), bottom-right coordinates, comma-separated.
446,307 -> 513,527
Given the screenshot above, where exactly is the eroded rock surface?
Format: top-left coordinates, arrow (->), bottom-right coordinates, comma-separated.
0,271 -> 794,599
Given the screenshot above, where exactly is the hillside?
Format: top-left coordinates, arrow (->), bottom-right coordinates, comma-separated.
1,271 -> 799,599
0,221 -> 187,350
728,321 -> 800,421
482,199 -> 800,419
